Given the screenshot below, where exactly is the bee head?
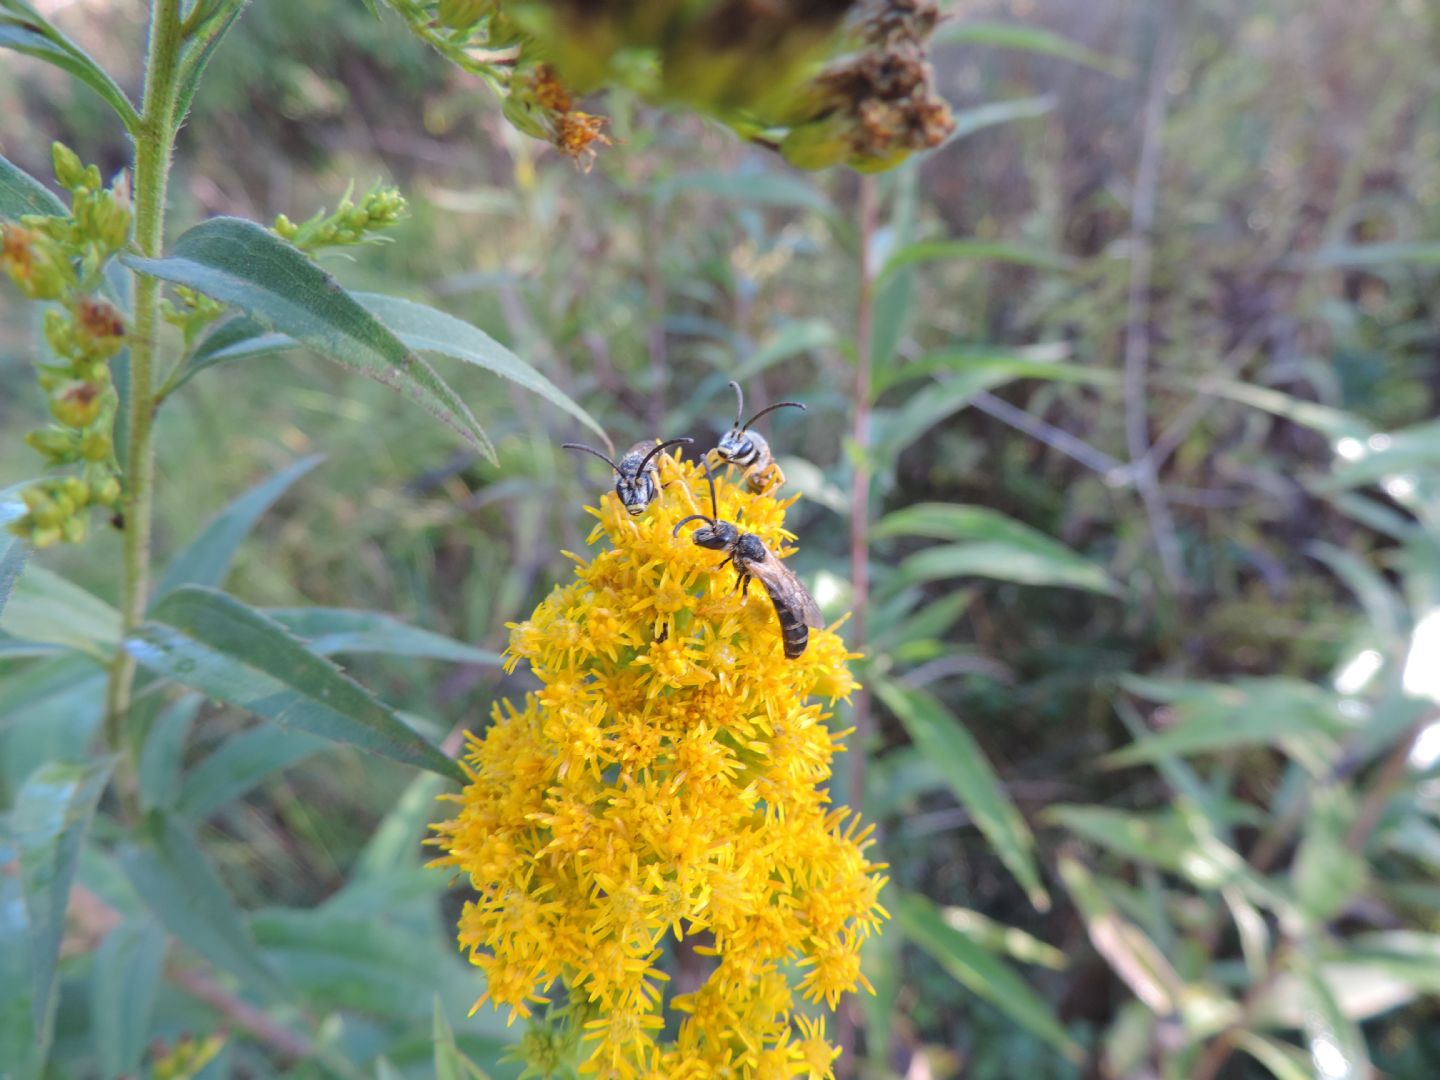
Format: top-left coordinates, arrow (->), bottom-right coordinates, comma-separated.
616,473 -> 657,515
690,519 -> 739,550
721,379 -> 806,453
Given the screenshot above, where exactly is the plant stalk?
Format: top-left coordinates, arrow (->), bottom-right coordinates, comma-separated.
104,0 -> 186,763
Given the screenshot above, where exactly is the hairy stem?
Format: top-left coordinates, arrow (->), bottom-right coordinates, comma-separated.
104,0 -> 186,770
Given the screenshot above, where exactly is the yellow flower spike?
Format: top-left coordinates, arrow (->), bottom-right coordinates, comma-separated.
431,450 -> 885,1075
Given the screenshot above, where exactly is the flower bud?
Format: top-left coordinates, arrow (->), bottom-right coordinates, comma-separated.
61,514 -> 89,544
81,431 -> 113,462
52,142 -> 87,192
25,427 -> 82,464
93,474 -> 121,505
50,380 -> 103,428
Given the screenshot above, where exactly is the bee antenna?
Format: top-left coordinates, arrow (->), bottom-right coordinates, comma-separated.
638,436 -> 694,474
742,400 -> 806,431
728,380 -> 745,430
672,513 -> 711,537
562,443 -> 621,474
701,457 -> 721,519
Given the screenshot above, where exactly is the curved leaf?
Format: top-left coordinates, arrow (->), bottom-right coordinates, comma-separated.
354,291 -> 606,442
0,9 -> 139,133
125,586 -> 463,782
266,607 -> 503,664
154,454 -> 324,603
13,757 -> 114,1040
895,891 -> 1080,1061
0,151 -> 65,219
91,917 -> 166,1079
0,564 -> 120,659
876,680 -> 1049,910
122,217 -> 494,460
897,540 -> 1118,596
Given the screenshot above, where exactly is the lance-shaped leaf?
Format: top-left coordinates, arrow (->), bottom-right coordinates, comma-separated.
122,217 -> 494,459
177,726 -> 328,821
0,5 -> 139,132
154,454 -> 324,602
0,150 -> 66,219
895,891 -> 1080,1061
267,607 -> 502,664
876,680 -> 1049,910
91,917 -> 166,1079
0,564 -> 120,660
13,757 -> 114,1039
125,586 -> 463,782
117,813 -> 285,998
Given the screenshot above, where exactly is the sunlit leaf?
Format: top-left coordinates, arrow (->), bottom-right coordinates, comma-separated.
895,529 -> 1118,596
13,757 -> 114,1039
895,891 -> 1080,1061
875,680 -> 1049,910
126,586 -> 463,782
266,607 -> 503,664
122,217 -> 495,459
154,454 -> 325,602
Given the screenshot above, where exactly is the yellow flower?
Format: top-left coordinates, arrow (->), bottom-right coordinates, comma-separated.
432,451 -> 886,1078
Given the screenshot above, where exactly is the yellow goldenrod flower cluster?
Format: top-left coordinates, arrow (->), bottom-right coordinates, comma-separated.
431,451 -> 887,1078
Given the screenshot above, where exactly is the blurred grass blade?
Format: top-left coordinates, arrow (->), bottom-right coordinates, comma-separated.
351,772 -> 449,879
1044,805 -> 1193,876
0,564 -> 120,660
122,217 -> 495,460
651,169 -> 831,212
1107,676 -> 1348,770
1292,784 -> 1367,922
1296,951 -> 1372,1079
177,726 -> 328,821
936,20 -> 1129,76
1166,375 -> 1369,442
933,904 -> 1068,970
13,757 -> 114,1039
894,891 -> 1080,1061
875,680 -> 1050,910
267,607 -> 502,664
878,503 -> 1118,594
731,319 -> 835,383
942,95 -> 1055,147
117,813 -> 286,997
154,454 -> 325,602
880,240 -> 1076,281
434,996 -> 494,1080
0,6 -> 139,133
0,150 -> 65,218
91,917 -> 165,1079
354,292 -> 607,443
1234,1032 -> 1317,1080
1056,855 -> 1187,1018
126,586 -> 464,782
1308,542 -> 1407,642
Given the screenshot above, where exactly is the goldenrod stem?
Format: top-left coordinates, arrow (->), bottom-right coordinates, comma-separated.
104,0 -> 185,780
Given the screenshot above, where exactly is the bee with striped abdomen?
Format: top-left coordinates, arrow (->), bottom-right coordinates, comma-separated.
710,380 -> 806,494
673,461 -> 824,659
564,437 -> 693,516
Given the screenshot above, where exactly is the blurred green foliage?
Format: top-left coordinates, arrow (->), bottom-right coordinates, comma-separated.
2,0 -> 1440,1077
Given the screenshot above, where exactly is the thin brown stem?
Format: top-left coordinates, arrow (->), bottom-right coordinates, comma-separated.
169,966 -> 315,1062
644,203 -> 667,432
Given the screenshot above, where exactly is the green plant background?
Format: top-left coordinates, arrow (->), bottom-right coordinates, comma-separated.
3,0 -> 1440,1077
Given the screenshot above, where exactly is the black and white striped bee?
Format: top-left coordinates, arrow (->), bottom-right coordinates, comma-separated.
710,380 -> 806,494
564,437 -> 693,516
673,461 -> 824,660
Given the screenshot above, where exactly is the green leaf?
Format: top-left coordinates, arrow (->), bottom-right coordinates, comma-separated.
13,757 -> 114,1041
1234,1032 -> 1317,1080
936,20 -> 1129,75
652,169 -> 832,213
1292,785 -> 1367,922
351,772 -> 448,881
91,917 -> 166,1079
0,150 -> 65,219
731,319 -> 836,383
0,8 -> 139,132
895,891 -> 1080,1061
881,240 -> 1075,281
121,217 -> 495,460
126,586 -> 463,782
875,680 -> 1049,910
433,996 -> 494,1080
943,95 -> 1056,146
1166,374 -> 1369,442
1294,952 -> 1372,1079
1341,931 -> 1440,994
117,813 -> 285,997
0,564 -> 120,660
0,828 -> 50,1080
1325,419 -> 1440,489
137,694 -> 201,813
0,654 -> 106,733
155,455 -> 324,602
266,607 -> 502,664
1310,242 -> 1440,268
870,263 -> 915,369
182,314 -> 292,383
1107,676 -> 1348,770
895,526 -> 1119,595
0,534 -> 27,619
1045,805 -> 1195,877
354,292 -> 607,444
177,726 -> 327,821
1307,542 -> 1407,645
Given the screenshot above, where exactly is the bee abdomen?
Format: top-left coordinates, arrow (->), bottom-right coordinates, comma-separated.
776,603 -> 810,659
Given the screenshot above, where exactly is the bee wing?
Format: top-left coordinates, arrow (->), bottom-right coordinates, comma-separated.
748,550 -> 826,630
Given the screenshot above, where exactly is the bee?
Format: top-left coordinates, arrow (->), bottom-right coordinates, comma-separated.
564,437 -> 694,516
673,461 -> 825,660
710,380 -> 806,493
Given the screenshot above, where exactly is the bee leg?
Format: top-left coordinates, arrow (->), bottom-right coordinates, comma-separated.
741,574 -> 752,598
717,556 -> 734,572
